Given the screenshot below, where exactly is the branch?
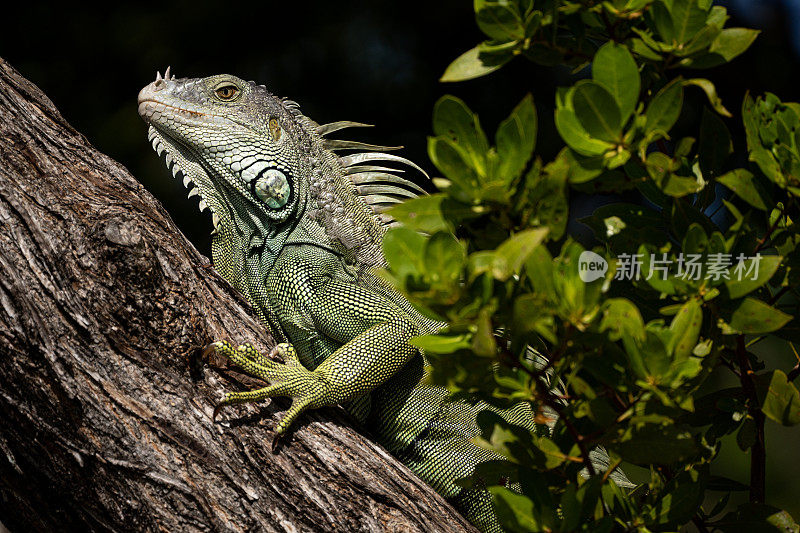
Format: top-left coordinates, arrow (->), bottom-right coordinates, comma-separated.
0,57 -> 475,532
735,335 -> 766,504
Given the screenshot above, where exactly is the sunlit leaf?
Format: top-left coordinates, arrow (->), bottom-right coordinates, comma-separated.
496,94 -> 538,180
433,95 -> 490,175
593,41 -> 641,122
760,370 -> 800,426
669,298 -> 702,360
684,78 -> 732,117
572,81 -> 623,142
726,297 -> 793,334
383,227 -> 426,283
724,255 -> 782,299
475,0 -> 524,41
492,227 -> 549,280
441,43 -> 513,82
410,333 -> 472,354
716,169 -> 769,211
681,28 -> 760,69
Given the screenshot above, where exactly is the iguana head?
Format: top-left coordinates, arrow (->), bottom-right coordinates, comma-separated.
138,69 -> 307,230
138,68 -> 427,274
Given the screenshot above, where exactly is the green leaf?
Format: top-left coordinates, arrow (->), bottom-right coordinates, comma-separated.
440,43 -> 513,82
475,0 -> 524,41
521,43 -> 564,66
648,1 -> 676,44
555,105 -> 615,156
630,36 -> 664,61
496,94 -> 538,180
562,148 -> 604,184
682,28 -> 760,69
472,308 -> 497,357
513,293 -> 556,343
646,469 -> 707,527
528,158 -> 569,240
492,228 -> 549,280
667,0 -> 710,44
717,169 -> 769,211
524,245 -> 555,299
647,152 -> 702,197
468,250 -> 497,281
572,81 -> 623,142
476,411 -> 554,467
742,92 -> 761,150
684,78 -> 732,117
669,298 -> 702,360
593,41 -> 641,123
724,255 -> 782,299
727,297 -> 793,334
645,78 -> 684,135
680,20 -> 722,56
682,222 -> 708,254
409,333 -> 472,354
428,136 -> 480,195
433,95 -> 490,174
600,298 -> 645,342
383,227 -> 426,283
489,487 -> 547,533
699,107 -> 732,178
386,194 -> 449,233
706,5 -> 730,29
761,370 -> 800,426
424,231 -> 464,285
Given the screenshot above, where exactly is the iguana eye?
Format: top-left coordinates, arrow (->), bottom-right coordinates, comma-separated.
215,85 -> 240,101
253,169 -> 290,209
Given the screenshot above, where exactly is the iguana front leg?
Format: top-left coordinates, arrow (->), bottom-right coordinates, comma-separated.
210,272 -> 418,439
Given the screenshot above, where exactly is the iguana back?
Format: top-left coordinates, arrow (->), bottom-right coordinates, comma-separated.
138,70 -> 538,533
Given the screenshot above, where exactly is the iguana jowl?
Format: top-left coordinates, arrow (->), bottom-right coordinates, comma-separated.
137,69 -> 539,532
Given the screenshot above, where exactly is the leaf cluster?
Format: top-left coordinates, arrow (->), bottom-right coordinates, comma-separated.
384,1 -> 800,530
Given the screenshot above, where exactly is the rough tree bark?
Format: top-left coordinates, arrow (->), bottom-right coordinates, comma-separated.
0,58 -> 476,533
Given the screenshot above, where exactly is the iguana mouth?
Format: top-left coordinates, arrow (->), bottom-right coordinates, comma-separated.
137,69 -> 228,130
138,99 -> 210,120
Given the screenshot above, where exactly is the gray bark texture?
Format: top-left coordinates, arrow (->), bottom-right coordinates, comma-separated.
0,57 -> 476,533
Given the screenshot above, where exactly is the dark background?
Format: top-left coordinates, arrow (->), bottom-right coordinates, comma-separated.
2,0 -> 799,521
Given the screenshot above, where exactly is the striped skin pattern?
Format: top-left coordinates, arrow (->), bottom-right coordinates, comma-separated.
137,70 -> 540,532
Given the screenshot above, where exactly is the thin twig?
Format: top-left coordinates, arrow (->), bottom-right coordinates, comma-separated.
736,335 -> 766,503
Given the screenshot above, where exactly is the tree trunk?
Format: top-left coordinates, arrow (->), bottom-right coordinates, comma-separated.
0,57 -> 475,533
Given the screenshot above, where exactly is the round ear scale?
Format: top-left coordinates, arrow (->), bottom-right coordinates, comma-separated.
253,169 -> 291,209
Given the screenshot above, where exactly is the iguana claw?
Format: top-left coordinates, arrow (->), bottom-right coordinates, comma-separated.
207,340 -> 330,436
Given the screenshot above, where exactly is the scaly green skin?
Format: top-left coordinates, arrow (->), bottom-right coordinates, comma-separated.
138,70 -> 538,532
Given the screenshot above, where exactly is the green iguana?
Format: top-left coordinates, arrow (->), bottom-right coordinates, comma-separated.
137,69 -> 553,532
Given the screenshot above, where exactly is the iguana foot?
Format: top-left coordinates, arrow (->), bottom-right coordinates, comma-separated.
208,341 -> 331,435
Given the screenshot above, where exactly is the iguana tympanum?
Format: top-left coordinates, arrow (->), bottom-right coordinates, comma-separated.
138,69 -> 540,533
